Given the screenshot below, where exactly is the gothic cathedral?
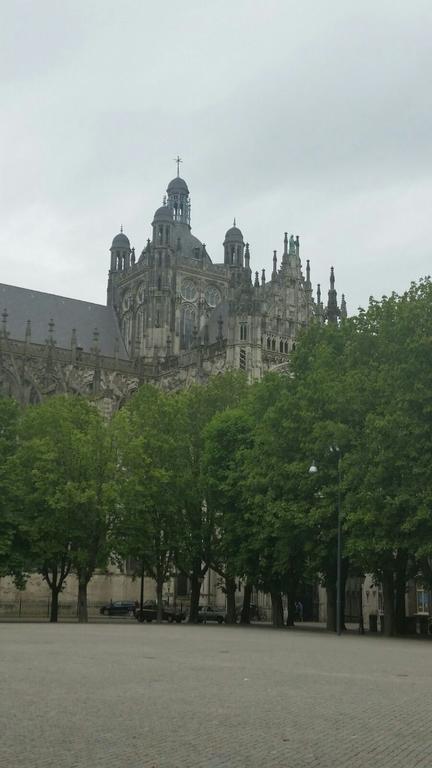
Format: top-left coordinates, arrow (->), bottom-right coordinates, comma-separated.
0,167 -> 345,413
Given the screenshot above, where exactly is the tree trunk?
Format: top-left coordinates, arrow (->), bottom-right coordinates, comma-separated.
50,588 -> 60,623
271,591 -> 284,627
286,589 -> 296,627
43,563 -> 70,624
240,583 -> 252,624
77,578 -> 88,623
188,570 -> 201,623
382,569 -> 395,637
225,577 -> 237,624
326,583 -> 336,632
156,579 -> 163,623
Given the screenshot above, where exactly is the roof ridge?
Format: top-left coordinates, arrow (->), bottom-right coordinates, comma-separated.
0,282 -> 106,310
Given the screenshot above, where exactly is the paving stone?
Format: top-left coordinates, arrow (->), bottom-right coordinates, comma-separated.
1,623 -> 431,767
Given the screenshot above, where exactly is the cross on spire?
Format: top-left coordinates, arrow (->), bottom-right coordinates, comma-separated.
174,155 -> 182,177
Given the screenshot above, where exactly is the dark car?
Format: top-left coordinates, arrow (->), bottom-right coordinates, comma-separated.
135,600 -> 186,623
235,602 -> 261,622
197,606 -> 225,624
100,600 -> 137,617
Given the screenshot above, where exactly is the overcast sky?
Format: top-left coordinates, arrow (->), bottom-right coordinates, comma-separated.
1,0 -> 431,315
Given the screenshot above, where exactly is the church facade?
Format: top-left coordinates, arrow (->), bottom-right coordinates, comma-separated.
0,169 -> 345,414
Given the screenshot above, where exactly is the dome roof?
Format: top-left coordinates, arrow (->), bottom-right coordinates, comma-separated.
111,231 -> 130,248
153,205 -> 173,222
224,224 -> 244,242
167,176 -> 189,195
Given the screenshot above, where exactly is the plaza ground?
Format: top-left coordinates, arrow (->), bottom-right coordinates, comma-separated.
1,623 -> 431,768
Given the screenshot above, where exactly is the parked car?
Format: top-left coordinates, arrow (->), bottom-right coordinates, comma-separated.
135,600 -> 186,623
99,600 -> 137,617
235,602 -> 261,622
197,606 -> 225,624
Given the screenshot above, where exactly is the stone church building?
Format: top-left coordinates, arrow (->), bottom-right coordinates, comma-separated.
0,168 -> 344,415
0,168 -> 346,618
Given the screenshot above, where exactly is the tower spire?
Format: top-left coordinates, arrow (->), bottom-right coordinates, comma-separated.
282,232 -> 288,264
341,294 -> 347,320
306,259 -> 311,288
326,266 -> 339,324
174,155 -> 182,177
272,250 -> 278,279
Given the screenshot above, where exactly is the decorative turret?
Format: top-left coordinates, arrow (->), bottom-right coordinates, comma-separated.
340,294 -> 347,320
110,227 -> 131,272
224,219 -> 245,266
282,233 -> 288,266
326,266 -> 340,324
272,250 -> 278,279
152,204 -> 173,246
305,259 -> 311,289
166,158 -> 190,225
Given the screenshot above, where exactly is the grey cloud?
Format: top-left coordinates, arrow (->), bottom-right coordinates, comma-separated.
1,0 -> 431,314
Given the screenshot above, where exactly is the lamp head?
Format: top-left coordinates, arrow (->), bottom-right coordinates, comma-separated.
309,462 -> 318,475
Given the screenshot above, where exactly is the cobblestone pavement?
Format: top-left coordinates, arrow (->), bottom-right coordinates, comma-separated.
1,623 -> 432,768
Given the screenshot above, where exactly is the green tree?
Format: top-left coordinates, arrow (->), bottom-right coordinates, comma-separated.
177,372 -> 248,622
344,281 -> 432,635
204,407 -> 256,623
0,398 -> 23,583
9,397 -> 117,622
113,385 -> 187,622
292,319 -> 368,631
242,375 -> 314,627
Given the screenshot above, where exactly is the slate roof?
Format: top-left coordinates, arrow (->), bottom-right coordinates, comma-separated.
0,283 -> 129,360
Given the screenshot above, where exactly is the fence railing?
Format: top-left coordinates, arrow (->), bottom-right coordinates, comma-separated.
0,600 -> 108,619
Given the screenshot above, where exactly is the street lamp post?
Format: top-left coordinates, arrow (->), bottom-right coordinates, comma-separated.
335,450 -> 342,636
309,447 -> 343,636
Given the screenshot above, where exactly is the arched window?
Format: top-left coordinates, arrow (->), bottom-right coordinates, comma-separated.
135,310 -> 142,340
180,305 -> 196,349
279,340 -> 284,353
284,341 -> 288,353
271,338 -> 276,351
181,280 -> 197,301
122,315 -> 131,349
267,337 -> 271,349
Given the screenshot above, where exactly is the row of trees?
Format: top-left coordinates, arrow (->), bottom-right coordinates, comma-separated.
1,278 -> 432,634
